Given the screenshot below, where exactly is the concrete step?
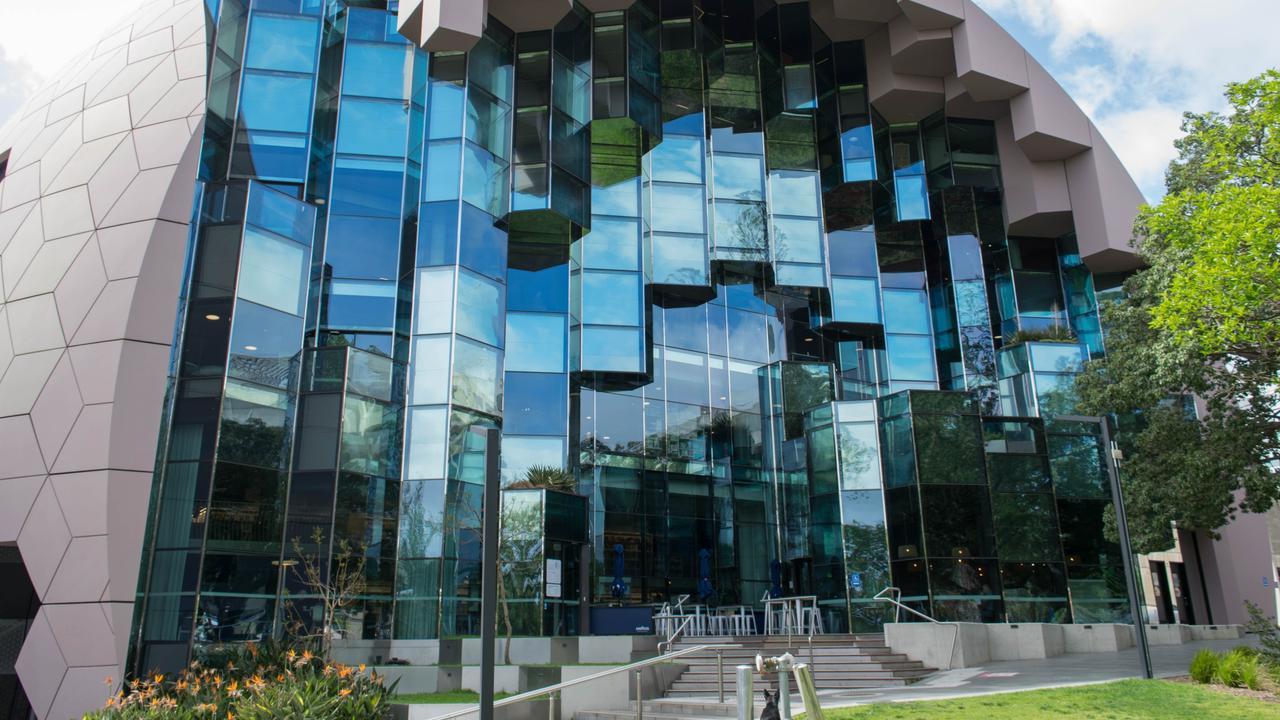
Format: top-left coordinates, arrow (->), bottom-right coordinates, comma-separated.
679,650 -> 909,663
677,662 -> 928,676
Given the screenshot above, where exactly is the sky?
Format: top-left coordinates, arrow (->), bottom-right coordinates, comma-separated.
0,1 -> 1276,201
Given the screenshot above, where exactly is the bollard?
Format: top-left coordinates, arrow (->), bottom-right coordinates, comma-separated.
716,649 -> 725,703
548,690 -> 558,720
735,666 -> 753,720
793,664 -> 824,720
635,670 -> 644,720
778,668 -> 791,720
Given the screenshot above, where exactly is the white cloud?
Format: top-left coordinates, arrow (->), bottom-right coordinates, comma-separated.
975,0 -> 1279,201
0,47 -> 39,132
0,0 -> 131,128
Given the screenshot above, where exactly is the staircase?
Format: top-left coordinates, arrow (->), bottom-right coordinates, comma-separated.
665,634 -> 934,695
575,634 -> 935,720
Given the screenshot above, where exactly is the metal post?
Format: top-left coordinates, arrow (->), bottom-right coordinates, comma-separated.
635,670 -> 644,720
270,559 -> 297,639
1099,417 -> 1154,680
777,669 -> 791,720
548,690 -> 557,720
473,426 -> 502,720
716,649 -> 724,703
735,666 -> 753,720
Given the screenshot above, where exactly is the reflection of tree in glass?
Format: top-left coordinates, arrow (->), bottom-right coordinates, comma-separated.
719,198 -> 769,255
218,417 -> 288,468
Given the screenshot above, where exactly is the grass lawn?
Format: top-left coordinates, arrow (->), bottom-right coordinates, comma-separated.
814,680 -> 1280,719
392,690 -> 513,704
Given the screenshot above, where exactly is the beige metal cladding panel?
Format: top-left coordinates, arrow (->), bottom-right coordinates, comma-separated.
0,0 -> 206,718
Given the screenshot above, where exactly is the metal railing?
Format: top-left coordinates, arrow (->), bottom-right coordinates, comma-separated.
421,643 -> 741,720
656,614 -> 694,654
873,587 -> 960,670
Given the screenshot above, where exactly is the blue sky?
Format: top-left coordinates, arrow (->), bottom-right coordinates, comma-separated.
1,0 -> 1275,201
974,0 -> 1278,201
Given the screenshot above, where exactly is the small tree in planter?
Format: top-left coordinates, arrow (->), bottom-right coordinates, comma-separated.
286,529 -> 369,661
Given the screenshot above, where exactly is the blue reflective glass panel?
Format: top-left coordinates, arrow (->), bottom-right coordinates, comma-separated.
583,326 -> 644,372
769,170 -> 821,217
882,289 -> 931,335
1029,343 -> 1087,373
337,98 -> 409,157
245,14 -> 319,73
452,338 -> 503,415
885,334 -> 936,382
427,81 -> 465,139
424,141 -> 462,202
582,272 -> 641,326
894,175 -> 930,221
712,154 -> 765,201
652,233 -> 708,286
583,217 -> 641,271
343,42 -> 410,100
651,183 -> 705,234
504,373 -> 568,436
509,260 -> 568,313
239,226 -> 307,315
325,279 -> 396,330
828,230 -> 877,276
592,176 -> 640,217
772,217 -> 823,264
842,125 -> 875,182
462,142 -> 508,216
326,215 -> 400,280
458,203 -> 507,280
455,270 -> 504,346
239,72 -> 313,133
506,313 -> 567,373
651,134 -> 704,184
831,277 -> 880,324
501,436 -> 568,485
331,156 -> 406,217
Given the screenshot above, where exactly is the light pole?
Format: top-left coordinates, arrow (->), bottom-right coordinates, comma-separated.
1067,415 -> 1153,679
271,558 -> 298,639
471,425 -> 501,720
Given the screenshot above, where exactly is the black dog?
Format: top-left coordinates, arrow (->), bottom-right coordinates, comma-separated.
759,689 -> 780,720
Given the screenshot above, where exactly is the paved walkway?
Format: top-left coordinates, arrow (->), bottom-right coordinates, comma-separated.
398,637 -> 1262,718
811,636 -> 1260,708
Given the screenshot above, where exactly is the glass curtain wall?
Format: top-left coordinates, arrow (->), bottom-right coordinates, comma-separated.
133,0 -> 1136,658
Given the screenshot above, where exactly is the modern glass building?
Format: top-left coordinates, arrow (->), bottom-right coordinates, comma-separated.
0,0 -> 1152,716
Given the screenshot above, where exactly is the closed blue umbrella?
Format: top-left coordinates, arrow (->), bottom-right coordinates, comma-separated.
697,548 -> 715,602
769,560 -> 784,599
610,544 -> 627,600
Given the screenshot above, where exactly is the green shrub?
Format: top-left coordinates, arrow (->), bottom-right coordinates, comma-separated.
1190,649 -> 1220,684
1215,647 -> 1262,690
1244,601 -> 1280,665
84,641 -> 395,719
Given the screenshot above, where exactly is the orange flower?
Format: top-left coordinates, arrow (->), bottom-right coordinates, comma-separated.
103,676 -> 114,687
153,674 -> 165,685
338,688 -> 352,697
357,664 -> 366,674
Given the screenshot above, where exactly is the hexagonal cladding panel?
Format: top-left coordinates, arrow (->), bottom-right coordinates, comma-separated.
0,0 -> 208,718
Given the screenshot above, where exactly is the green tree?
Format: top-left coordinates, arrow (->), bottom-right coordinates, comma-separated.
1075,70 -> 1280,553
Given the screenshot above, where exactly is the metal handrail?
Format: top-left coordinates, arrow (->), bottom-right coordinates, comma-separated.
873,586 -> 960,671
419,643 -> 742,720
873,587 -> 941,624
656,614 -> 694,654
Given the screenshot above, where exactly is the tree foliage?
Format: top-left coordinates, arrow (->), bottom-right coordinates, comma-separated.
1076,69 -> 1280,553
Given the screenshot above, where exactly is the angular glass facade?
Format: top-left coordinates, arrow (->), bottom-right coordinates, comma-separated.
129,0 -> 1132,672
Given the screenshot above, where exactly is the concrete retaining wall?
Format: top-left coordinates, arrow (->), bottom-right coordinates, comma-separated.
886,623 -> 1242,669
